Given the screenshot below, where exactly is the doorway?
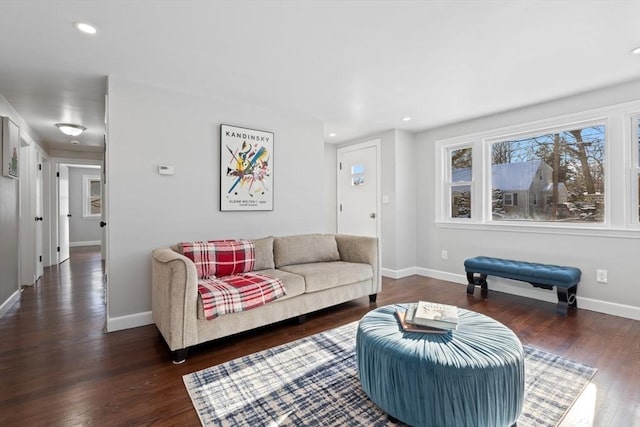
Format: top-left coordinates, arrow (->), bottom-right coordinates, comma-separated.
52,160 -> 103,266
336,140 -> 381,238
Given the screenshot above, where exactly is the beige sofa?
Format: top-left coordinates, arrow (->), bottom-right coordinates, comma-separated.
151,233 -> 380,362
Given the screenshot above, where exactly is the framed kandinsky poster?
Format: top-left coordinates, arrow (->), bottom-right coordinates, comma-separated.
220,124 -> 274,211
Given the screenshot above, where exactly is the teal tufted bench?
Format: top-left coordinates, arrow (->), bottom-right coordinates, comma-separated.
464,256 -> 581,316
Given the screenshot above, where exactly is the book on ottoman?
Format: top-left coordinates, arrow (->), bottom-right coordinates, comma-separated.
405,301 -> 459,331
396,309 -> 449,334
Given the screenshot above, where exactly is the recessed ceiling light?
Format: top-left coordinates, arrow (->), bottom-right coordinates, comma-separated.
631,46 -> 640,55
75,22 -> 97,35
329,133 -> 336,137
56,123 -> 86,136
402,117 -> 411,122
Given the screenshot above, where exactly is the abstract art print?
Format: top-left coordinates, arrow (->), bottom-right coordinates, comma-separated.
220,124 -> 274,211
2,116 -> 20,179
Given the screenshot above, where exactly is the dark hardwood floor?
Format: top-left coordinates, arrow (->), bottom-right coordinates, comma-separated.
1,246 -> 638,426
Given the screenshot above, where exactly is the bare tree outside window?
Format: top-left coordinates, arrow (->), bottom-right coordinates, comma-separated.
490,125 -> 605,222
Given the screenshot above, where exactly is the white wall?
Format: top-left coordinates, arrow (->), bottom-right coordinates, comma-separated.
379,130 -> 397,272
416,79 -> 640,319
323,143 -> 337,232
0,134 -> 19,313
106,77 -> 326,329
393,130 -> 416,273
68,167 -> 101,244
0,95 -> 44,316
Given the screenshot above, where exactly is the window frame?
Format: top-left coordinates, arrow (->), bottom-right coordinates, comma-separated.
443,143 -> 475,221
503,193 -> 517,207
630,113 -> 640,227
435,100 -> 640,235
82,174 -> 102,218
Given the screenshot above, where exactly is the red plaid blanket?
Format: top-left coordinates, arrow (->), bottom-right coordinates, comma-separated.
180,239 -> 255,279
197,272 -> 286,320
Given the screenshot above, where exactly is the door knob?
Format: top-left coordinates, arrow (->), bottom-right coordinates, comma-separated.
100,221 -> 107,228
67,214 -> 72,218
34,216 -> 43,221
369,212 -> 376,219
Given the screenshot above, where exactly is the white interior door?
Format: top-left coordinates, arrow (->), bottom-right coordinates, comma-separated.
100,169 -> 106,252
35,150 -> 44,279
58,165 -> 70,263
41,157 -> 52,267
337,142 -> 380,238
19,143 -> 35,286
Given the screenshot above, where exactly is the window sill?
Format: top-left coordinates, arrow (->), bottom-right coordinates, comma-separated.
435,220 -> 640,239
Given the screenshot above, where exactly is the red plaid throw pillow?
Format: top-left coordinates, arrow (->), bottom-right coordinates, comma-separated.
180,239 -> 255,279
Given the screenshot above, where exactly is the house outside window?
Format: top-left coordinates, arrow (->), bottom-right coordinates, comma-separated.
490,124 -> 605,223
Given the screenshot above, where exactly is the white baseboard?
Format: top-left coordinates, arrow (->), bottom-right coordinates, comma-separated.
0,289 -> 21,319
414,267 -> 640,321
381,267 -> 417,279
578,297 -> 640,321
106,311 -> 153,332
415,268 -> 466,285
70,240 -> 101,247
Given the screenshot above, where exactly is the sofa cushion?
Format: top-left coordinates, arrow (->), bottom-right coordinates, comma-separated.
274,234 -> 340,268
197,268 -> 305,319
279,261 -> 373,293
253,236 -> 275,270
179,239 -> 255,279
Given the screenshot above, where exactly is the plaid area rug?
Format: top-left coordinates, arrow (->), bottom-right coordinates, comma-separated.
183,322 -> 596,427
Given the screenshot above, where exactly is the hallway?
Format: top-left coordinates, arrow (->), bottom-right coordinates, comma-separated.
9,246 -> 106,338
0,246 -> 188,425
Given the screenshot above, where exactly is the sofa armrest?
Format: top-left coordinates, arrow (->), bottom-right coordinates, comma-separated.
335,234 -> 381,293
151,248 -> 199,351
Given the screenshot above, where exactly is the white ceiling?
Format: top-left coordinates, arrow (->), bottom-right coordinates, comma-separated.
1,1 -> 639,153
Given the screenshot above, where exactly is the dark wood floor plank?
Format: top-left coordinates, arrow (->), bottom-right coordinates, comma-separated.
1,246 -> 638,426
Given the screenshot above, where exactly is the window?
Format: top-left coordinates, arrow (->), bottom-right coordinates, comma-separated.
503,193 -> 518,206
83,175 -> 102,218
491,124 -> 605,223
436,101 -> 640,231
351,164 -> 365,186
448,146 -> 472,219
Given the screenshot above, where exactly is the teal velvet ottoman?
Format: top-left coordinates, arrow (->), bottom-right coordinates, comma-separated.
356,304 -> 524,427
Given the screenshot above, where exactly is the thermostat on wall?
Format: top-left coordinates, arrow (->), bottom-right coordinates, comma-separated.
158,164 -> 175,175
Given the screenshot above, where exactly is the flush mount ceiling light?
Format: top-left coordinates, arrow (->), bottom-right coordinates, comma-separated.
631,46 -> 640,55
329,133 -> 336,137
402,117 -> 412,122
75,22 -> 97,35
56,123 -> 86,136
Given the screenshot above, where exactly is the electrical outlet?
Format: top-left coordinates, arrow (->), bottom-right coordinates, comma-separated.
441,250 -> 448,260
596,269 -> 608,284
